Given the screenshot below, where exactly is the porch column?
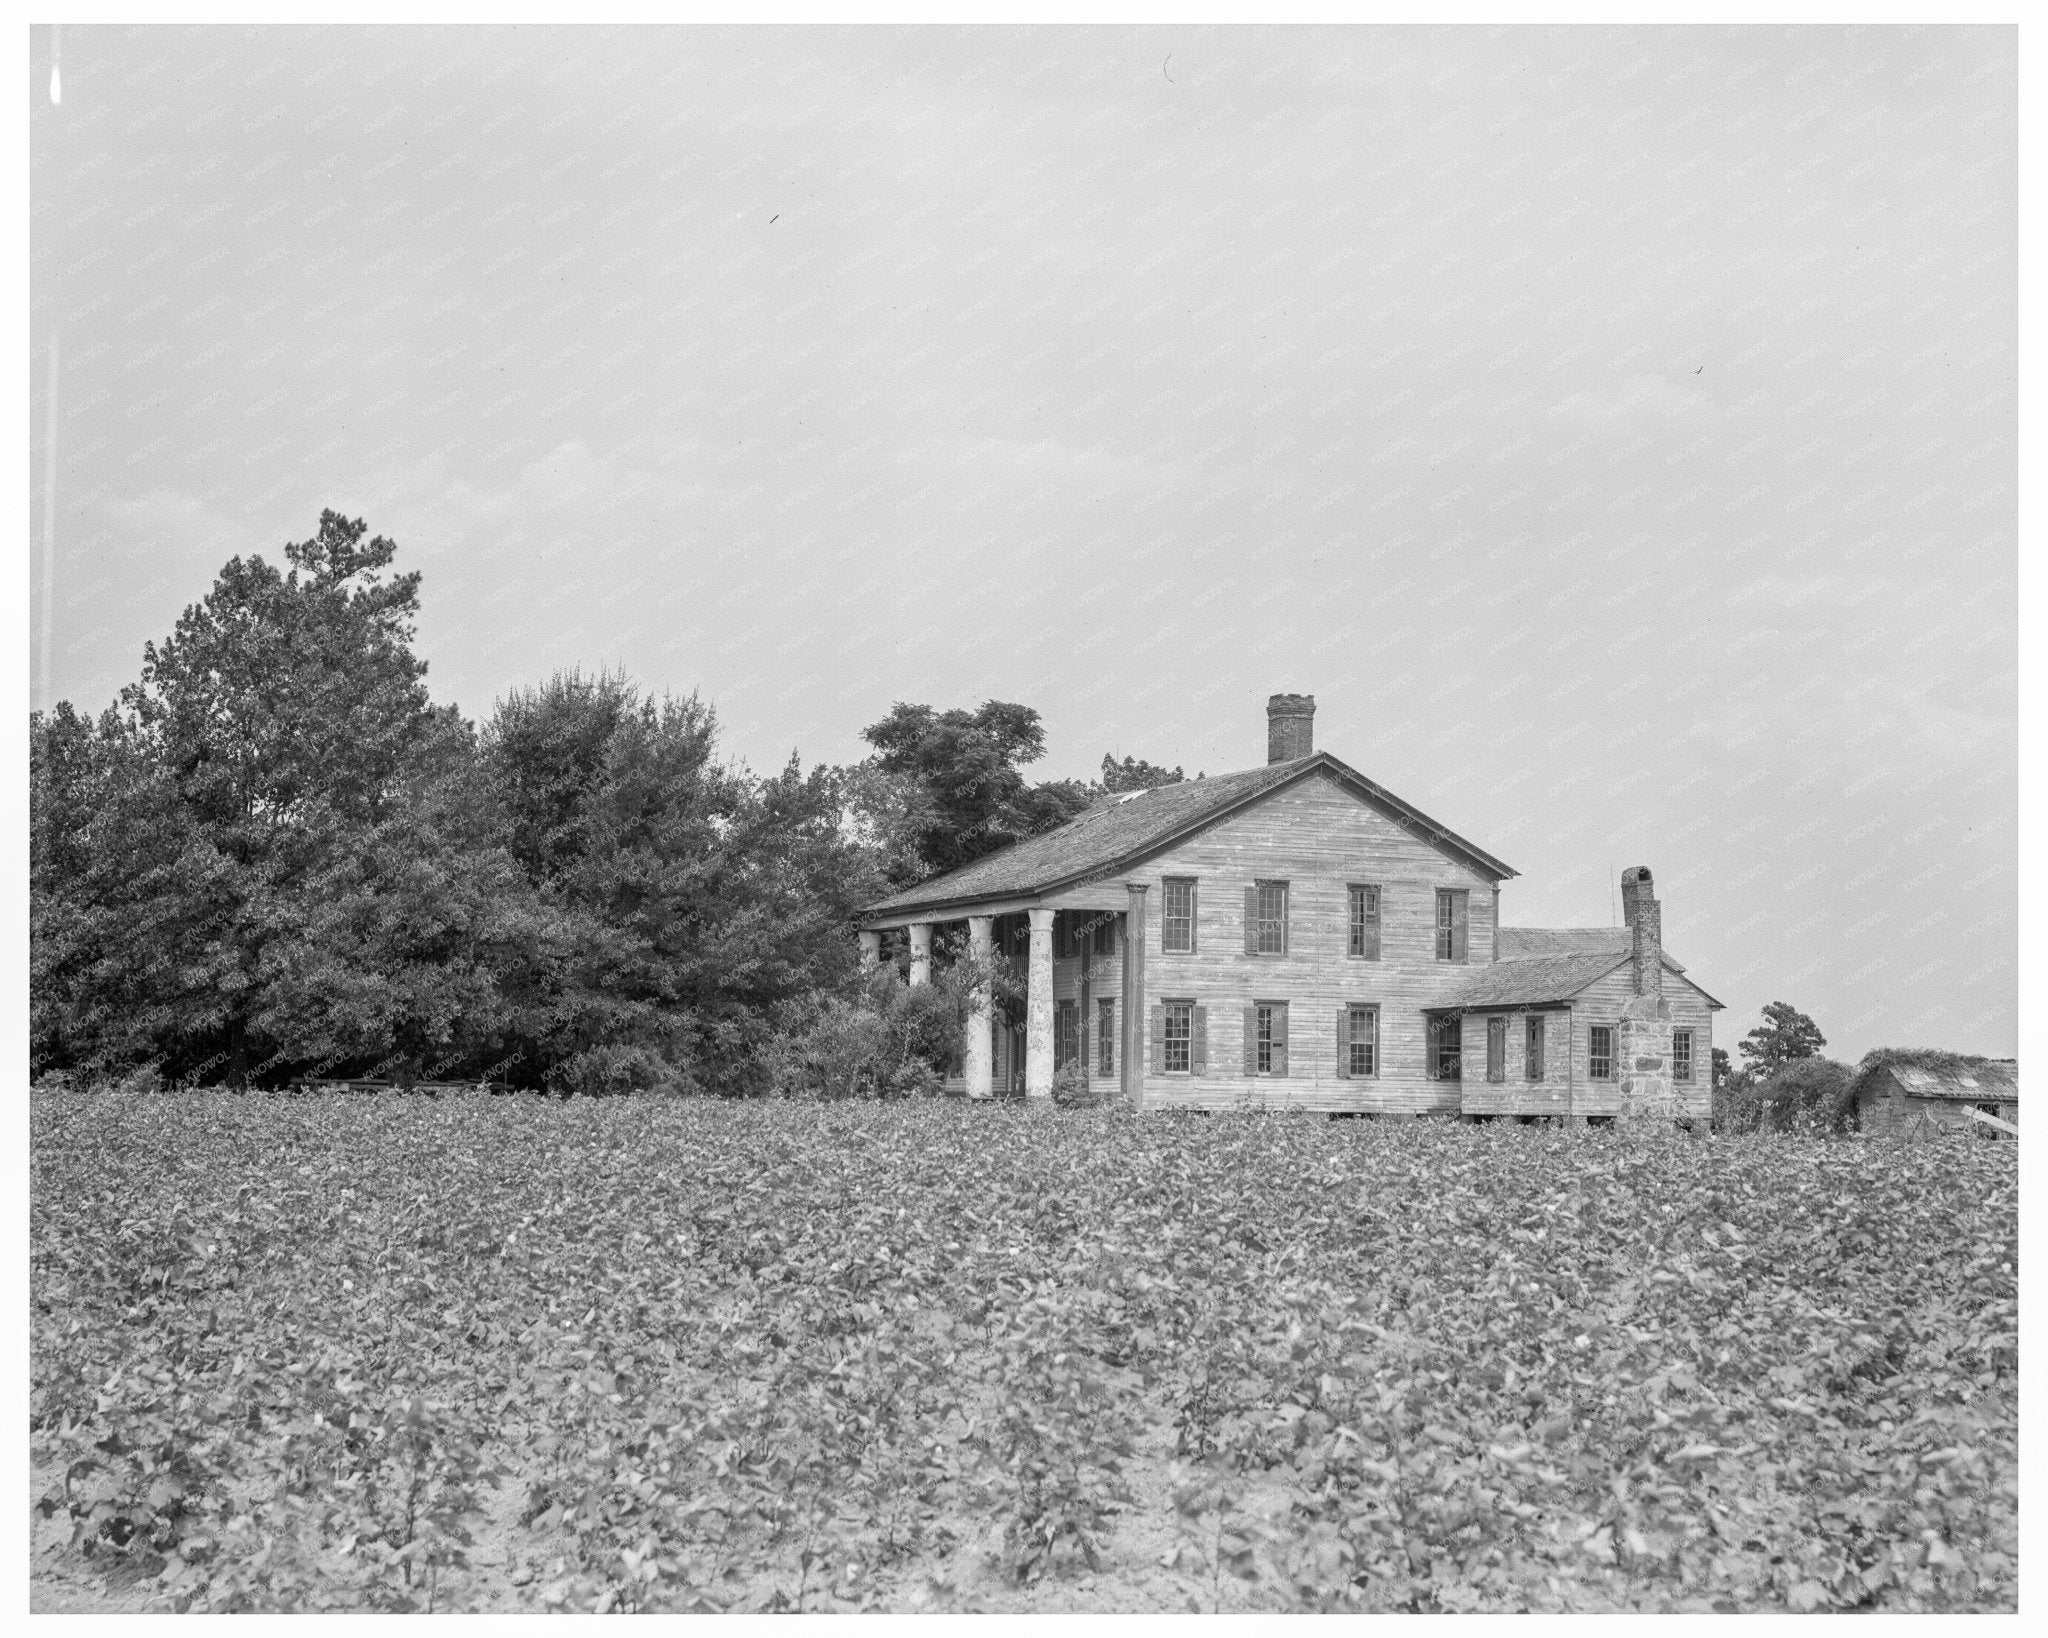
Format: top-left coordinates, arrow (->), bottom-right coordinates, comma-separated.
965,915 -> 994,1101
908,921 -> 933,987
1122,883 -> 1148,1106
858,930 -> 881,971
1024,907 -> 1055,1099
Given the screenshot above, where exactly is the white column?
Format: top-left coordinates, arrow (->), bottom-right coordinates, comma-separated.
858,930 -> 881,971
1025,907 -> 1055,1099
966,915 -> 994,1101
908,922 -> 932,987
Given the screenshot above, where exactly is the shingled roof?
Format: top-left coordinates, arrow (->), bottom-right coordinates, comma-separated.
1849,1051 -> 2017,1105
862,751 -> 1515,920
1498,926 -> 1687,972
1430,948 -> 1721,1011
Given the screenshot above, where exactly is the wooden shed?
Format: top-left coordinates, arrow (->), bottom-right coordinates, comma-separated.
1850,1051 -> 2017,1139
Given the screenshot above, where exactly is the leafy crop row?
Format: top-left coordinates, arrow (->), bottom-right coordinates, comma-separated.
31,1094 -> 2016,1611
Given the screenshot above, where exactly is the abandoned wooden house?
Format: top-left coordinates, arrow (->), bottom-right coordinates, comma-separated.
858,694 -> 1720,1119
1850,1053 -> 2018,1138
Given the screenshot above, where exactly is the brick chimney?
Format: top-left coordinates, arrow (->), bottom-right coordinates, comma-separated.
1267,693 -> 1315,763
1620,865 -> 1661,998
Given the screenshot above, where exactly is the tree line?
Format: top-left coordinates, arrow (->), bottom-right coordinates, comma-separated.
1712,1000 -> 1852,1132
29,513 -> 1188,1095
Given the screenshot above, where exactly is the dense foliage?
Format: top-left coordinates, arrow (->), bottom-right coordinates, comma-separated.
32,1096 -> 2016,1613
29,512 -> 1173,1095
1713,1003 -> 1836,1133
1099,754 -> 1190,793
1715,1057 -> 1857,1136
1738,1002 -> 1826,1075
857,700 -> 1095,885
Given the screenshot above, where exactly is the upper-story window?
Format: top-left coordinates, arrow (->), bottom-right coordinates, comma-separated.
1162,878 -> 1196,953
1246,880 -> 1289,955
1091,914 -> 1116,957
1673,1029 -> 1694,1083
1348,884 -> 1381,959
1435,888 -> 1470,962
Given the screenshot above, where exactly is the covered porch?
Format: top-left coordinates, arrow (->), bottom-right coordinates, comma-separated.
859,881 -> 1151,1102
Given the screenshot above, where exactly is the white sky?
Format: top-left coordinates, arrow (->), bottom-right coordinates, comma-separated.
28,24 -> 2017,1061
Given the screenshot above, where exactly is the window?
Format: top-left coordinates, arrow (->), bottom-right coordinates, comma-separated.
1486,1016 -> 1507,1083
1429,1015 -> 1462,1081
1246,880 -> 1289,955
1435,889 -> 1470,962
1525,1014 -> 1545,1081
1673,1029 -> 1694,1083
1248,1002 -> 1289,1076
1590,1025 -> 1615,1080
1055,1000 -> 1079,1069
1342,1005 -> 1378,1078
1348,884 -> 1381,959
1097,998 -> 1115,1075
1091,915 -> 1116,958
1163,1001 -> 1192,1073
1162,878 -> 1196,953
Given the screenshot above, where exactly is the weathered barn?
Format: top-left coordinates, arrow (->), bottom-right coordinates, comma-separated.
1850,1052 -> 2018,1138
857,695 -> 1720,1119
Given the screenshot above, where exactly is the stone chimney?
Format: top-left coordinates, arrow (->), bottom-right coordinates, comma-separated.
1620,865 -> 1661,998
1266,693 -> 1315,763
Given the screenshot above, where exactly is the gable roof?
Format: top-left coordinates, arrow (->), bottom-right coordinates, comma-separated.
1851,1050 -> 2017,1105
862,752 -> 1515,919
1498,926 -> 1687,973
1432,947 -> 1722,1011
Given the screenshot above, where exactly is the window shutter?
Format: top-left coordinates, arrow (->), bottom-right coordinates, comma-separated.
1244,887 -> 1259,955
1150,1006 -> 1165,1073
1366,889 -> 1381,960
1187,881 -> 1198,953
1272,1004 -> 1289,1077
1280,885 -> 1290,954
1191,1007 -> 1208,1075
1336,1007 -> 1351,1078
1243,1005 -> 1258,1076
1452,892 -> 1469,963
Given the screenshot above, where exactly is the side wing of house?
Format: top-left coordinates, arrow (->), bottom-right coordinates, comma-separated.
1556,964 -> 1716,1120
1122,765 -> 1502,1113
1455,1005 -> 1578,1120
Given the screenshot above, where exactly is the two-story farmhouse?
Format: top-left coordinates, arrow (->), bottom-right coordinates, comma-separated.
858,695 -> 1719,1120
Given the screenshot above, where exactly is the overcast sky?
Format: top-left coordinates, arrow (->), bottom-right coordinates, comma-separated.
29,25 -> 2015,1061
